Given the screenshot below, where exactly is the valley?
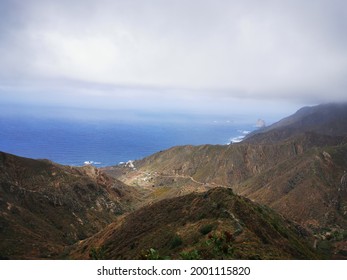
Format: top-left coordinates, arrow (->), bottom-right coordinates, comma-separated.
1,103 -> 347,259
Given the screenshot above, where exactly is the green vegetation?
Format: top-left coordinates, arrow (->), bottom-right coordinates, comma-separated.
179,250 -> 200,260
199,231 -> 235,259
179,231 -> 235,260
170,234 -> 183,249
142,248 -> 170,260
142,232 -> 235,260
199,224 -> 214,235
89,247 -> 106,260
316,240 -> 332,258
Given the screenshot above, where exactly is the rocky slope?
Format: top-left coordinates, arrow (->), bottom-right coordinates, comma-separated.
0,152 -> 142,259
244,103 -> 347,143
70,187 -> 319,260
2,103 -> 347,259
104,103 -> 347,258
120,139 -> 347,230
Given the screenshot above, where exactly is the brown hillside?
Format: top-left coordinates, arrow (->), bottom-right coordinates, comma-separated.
0,151 -> 141,259
112,139 -> 347,231
245,103 -> 347,144
70,187 -> 319,260
102,104 -> 347,258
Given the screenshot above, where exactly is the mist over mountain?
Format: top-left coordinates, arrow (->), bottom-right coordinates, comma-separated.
2,0 -> 347,262
244,103 -> 347,143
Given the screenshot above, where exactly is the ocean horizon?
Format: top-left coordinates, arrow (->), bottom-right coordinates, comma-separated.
0,110 -> 256,167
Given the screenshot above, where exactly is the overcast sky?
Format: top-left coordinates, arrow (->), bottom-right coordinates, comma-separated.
1,0 -> 347,120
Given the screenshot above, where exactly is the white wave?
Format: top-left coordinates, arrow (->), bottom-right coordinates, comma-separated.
228,129 -> 251,144
237,130 -> 251,135
83,160 -> 101,165
228,135 -> 245,144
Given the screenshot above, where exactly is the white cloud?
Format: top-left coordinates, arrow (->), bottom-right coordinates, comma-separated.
1,0 -> 347,106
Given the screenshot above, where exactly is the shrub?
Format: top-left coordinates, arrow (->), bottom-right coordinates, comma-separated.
89,246 -> 106,260
143,248 -> 170,260
170,235 -> 183,249
199,224 -> 213,235
180,250 -> 200,260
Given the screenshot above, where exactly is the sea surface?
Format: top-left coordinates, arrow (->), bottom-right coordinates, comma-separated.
0,113 -> 255,167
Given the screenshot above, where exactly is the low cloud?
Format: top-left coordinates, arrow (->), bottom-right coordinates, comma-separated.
1,0 -> 347,108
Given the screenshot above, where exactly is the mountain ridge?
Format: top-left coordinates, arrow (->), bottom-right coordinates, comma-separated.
103,103 -> 347,258
1,102 -> 347,259
244,103 -> 347,143
70,187 -> 319,260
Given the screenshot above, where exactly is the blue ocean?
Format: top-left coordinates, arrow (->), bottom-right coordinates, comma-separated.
0,109 -> 255,167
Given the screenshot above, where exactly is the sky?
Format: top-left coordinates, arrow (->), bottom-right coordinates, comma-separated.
1,0 -> 347,122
